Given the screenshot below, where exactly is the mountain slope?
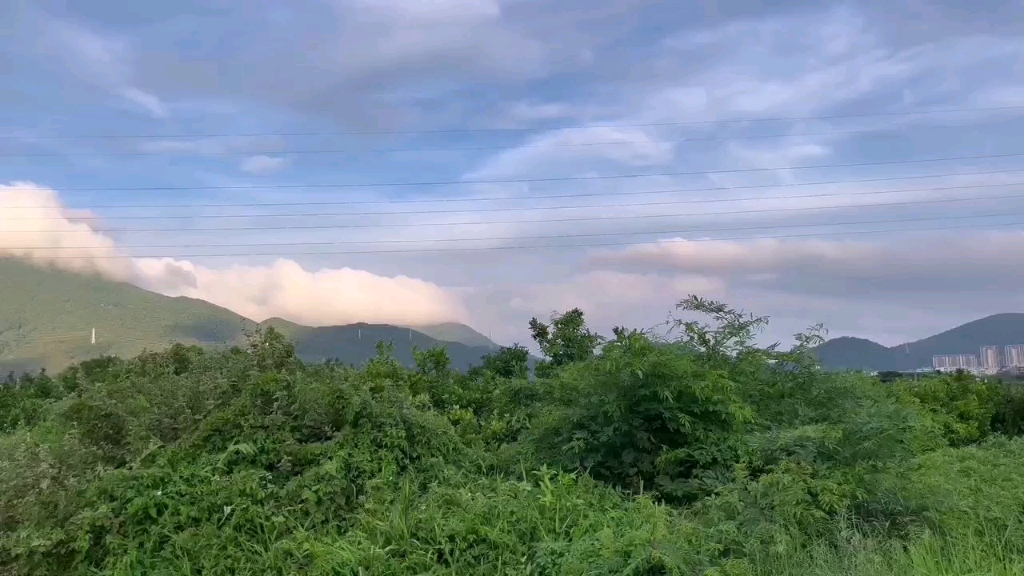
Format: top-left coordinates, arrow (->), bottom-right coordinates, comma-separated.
813,336 -> 899,371
814,313 -> 1024,371
0,258 -> 255,373
264,319 -> 494,371
409,322 -> 499,349
0,258 -> 502,374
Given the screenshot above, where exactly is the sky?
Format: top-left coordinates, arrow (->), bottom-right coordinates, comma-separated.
2,0 -> 1024,349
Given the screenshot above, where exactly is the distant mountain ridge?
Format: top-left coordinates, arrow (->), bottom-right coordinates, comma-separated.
259,317 -> 499,371
407,322 -> 499,349
0,258 -> 504,375
813,313 -> 1024,372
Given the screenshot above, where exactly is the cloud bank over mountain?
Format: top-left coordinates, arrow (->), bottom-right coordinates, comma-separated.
0,182 -> 468,327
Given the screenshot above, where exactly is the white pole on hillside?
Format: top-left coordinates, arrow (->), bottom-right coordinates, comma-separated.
358,329 -> 361,340
91,328 -> 96,345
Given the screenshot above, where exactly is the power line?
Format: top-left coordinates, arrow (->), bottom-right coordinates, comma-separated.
22,152 -> 1024,193
8,185 -> 1024,232
6,210 -> 1022,251
1,124 -> 1010,158
69,184 -> 1024,219
6,168 -> 1022,210
6,104 -> 1022,140
5,220 -> 1020,259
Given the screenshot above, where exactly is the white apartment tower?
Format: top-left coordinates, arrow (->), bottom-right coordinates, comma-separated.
1005,345 -> 1024,368
980,345 -> 1001,371
932,355 -> 954,370
958,354 -> 979,369
932,353 -> 981,372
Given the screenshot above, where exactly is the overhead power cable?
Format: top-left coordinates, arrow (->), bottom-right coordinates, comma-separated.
7,184 -> 1024,232
5,168 -> 1022,210
5,220 -> 1020,259
3,124 -> 1014,158
5,211 -> 1022,251
5,104 -> 1022,140
22,152 -> 1024,193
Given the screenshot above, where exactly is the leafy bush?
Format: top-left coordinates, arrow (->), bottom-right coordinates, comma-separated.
992,385 -> 1024,436
893,370 -> 1005,446
2,299 -> 1024,575
529,328 -> 752,503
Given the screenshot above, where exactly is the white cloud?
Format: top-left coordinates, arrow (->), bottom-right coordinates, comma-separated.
120,87 -> 169,119
134,257 -> 464,327
239,155 -> 290,175
38,17 -> 169,118
975,85 -> 1024,106
506,101 -> 577,123
506,270 -> 724,315
0,181 -> 136,280
0,182 -> 467,327
137,136 -> 280,157
589,233 -> 1024,294
641,6 -> 1024,131
327,0 -> 546,81
42,18 -> 130,85
465,126 -> 677,181
342,0 -> 502,23
461,269 -> 728,347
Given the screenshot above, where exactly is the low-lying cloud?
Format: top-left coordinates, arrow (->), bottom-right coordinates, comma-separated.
134,258 -> 465,327
589,233 -> 1024,295
0,181 -> 136,280
0,181 -> 468,327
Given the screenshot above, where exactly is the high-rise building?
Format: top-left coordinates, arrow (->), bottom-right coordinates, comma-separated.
958,354 -> 979,369
980,345 -> 1001,371
932,355 -> 954,370
1005,345 -> 1024,368
932,354 -> 980,372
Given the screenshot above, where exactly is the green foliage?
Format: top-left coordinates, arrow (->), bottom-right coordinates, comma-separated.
529,326 -> 752,503
992,385 -> 1024,436
893,370 -> 1005,446
2,298 -> 1024,575
0,371 -> 63,432
529,308 -> 604,378
475,343 -> 531,380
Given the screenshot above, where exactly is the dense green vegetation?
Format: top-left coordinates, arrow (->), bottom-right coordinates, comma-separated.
2,296 -> 1024,575
0,259 -> 500,374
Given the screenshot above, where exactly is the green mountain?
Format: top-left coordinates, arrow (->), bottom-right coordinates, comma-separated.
260,318 -> 497,371
812,337 -> 899,371
409,322 -> 499,349
0,258 -> 255,374
0,258 -> 502,375
814,313 -> 1024,371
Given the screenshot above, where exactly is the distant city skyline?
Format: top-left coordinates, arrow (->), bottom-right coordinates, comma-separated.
932,344 -> 1024,373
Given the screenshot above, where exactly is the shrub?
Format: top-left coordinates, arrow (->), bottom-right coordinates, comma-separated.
3,299 -> 1024,575
893,371 -> 1004,446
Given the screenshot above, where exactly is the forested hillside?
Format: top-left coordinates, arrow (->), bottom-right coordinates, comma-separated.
2,297 -> 1023,575
0,259 -> 501,375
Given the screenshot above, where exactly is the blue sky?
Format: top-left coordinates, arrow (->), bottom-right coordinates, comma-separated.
2,0 -> 1024,348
